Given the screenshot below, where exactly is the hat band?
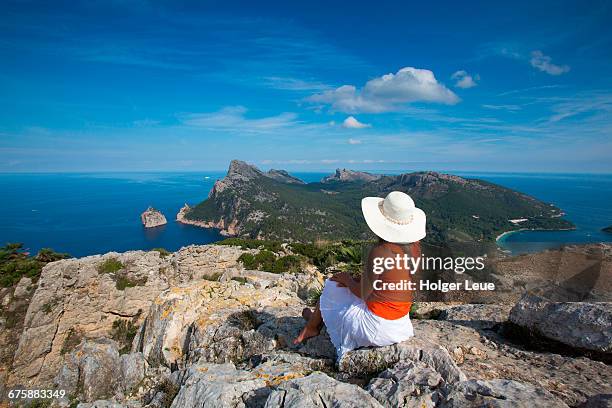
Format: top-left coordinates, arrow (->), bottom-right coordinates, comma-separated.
378,201 -> 414,225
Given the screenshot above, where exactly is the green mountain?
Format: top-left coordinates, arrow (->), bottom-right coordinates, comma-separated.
182,160 -> 574,243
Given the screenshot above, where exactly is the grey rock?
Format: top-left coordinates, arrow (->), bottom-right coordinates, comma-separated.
120,352 -> 146,395
581,394 -> 612,408
56,338 -> 122,402
56,338 -> 148,403
170,362 -> 268,408
439,379 -> 569,408
266,169 -> 305,185
13,277 -> 33,298
264,372 -> 383,408
367,361 -> 443,408
439,303 -> 512,329
339,337 -> 466,384
509,293 -> 612,354
78,400 -> 142,408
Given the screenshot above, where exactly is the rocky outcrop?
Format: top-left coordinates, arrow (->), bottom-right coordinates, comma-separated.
266,372 -> 384,407
141,207 -> 167,228
266,169 -> 305,185
2,245 -> 611,407
509,293 -> 612,357
321,168 -> 382,183
55,338 -> 146,402
367,360 -> 444,407
7,245 -> 250,388
438,379 -> 569,407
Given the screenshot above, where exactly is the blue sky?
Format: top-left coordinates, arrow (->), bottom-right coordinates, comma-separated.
1,0 -> 611,173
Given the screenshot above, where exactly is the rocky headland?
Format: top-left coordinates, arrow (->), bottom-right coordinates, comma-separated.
179,160 -> 573,243
0,243 -> 610,407
141,207 -> 167,228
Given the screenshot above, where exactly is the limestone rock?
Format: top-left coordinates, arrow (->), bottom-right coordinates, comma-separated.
367,361 -> 443,408
56,338 -> 122,401
338,336 -> 466,384
438,303 -> 513,329
172,244 -> 249,281
78,400 -> 142,408
321,168 -> 382,183
13,277 -> 33,298
580,394 -> 612,408
509,293 -> 612,355
439,379 -> 569,407
170,362 -> 268,408
264,372 -> 384,408
141,207 -> 167,228
266,169 -> 305,184
9,245 -> 249,388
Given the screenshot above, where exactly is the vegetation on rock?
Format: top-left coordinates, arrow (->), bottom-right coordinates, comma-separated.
110,319 -> 139,354
98,258 -> 124,274
97,258 -> 147,290
0,243 -> 69,287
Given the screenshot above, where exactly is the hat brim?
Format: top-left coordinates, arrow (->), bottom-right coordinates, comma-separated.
361,197 -> 426,244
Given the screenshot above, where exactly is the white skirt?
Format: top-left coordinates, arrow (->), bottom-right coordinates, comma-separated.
319,279 -> 414,360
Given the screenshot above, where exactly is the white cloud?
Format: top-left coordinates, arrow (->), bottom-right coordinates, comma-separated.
308,67 -> 459,113
451,70 -> 478,89
482,104 -> 522,111
262,76 -> 331,92
181,106 -> 299,133
342,116 -> 371,129
348,138 -> 362,145
530,51 -> 570,75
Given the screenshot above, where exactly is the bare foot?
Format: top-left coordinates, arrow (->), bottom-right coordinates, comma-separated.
293,325 -> 320,345
301,307 -> 313,321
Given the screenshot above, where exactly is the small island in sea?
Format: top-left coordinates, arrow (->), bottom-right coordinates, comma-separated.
140,206 -> 167,228
603,225 -> 612,233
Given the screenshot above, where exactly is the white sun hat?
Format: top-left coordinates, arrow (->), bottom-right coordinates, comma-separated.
361,191 -> 426,243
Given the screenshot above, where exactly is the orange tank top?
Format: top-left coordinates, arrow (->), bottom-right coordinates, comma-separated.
366,300 -> 412,320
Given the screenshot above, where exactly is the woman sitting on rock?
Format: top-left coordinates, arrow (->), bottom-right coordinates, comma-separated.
294,191 -> 426,360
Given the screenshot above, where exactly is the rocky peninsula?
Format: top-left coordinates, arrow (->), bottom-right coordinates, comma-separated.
141,207 -> 167,228
179,160 -> 573,243
0,242 -> 610,407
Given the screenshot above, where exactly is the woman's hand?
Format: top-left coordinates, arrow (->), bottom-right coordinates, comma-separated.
330,272 -> 354,288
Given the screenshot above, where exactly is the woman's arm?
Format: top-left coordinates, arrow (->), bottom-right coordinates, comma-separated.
330,272 -> 362,298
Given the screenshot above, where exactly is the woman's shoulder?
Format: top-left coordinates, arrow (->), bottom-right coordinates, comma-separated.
369,242 -> 396,258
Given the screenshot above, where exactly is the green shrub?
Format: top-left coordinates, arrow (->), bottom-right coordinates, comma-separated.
238,250 -> 304,274
61,328 -> 82,355
271,255 -> 303,273
152,248 -> 171,258
231,276 -> 247,284
35,248 -> 70,263
98,258 -> 124,274
202,272 -> 222,281
111,319 -> 139,354
216,238 -> 282,253
115,273 -> 147,291
0,243 -> 70,287
155,378 -> 179,408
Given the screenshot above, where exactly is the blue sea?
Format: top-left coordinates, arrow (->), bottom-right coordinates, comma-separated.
0,171 -> 610,257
